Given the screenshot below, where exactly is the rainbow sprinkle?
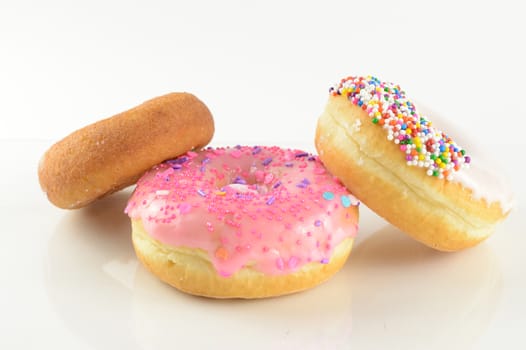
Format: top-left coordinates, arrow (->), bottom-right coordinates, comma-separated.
330,76 -> 470,180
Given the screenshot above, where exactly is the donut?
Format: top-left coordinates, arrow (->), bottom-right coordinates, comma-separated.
315,75 -> 513,251
125,146 -> 360,298
38,92 -> 214,209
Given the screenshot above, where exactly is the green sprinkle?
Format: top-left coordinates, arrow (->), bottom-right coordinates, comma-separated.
372,117 -> 379,124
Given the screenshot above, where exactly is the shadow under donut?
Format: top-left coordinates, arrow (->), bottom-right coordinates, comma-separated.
45,186 -> 355,349
130,243 -> 355,350
346,224 -> 502,349
45,188 -> 142,350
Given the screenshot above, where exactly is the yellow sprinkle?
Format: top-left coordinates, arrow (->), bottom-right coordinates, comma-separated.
215,191 -> 226,196
406,128 -> 412,134
436,158 -> 442,164
439,163 -> 446,169
419,154 -> 425,161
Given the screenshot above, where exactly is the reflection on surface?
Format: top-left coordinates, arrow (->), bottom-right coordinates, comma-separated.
45,188 -> 354,349
45,189 -> 141,350
347,224 -> 502,349
132,254 -> 353,349
44,187 -> 501,350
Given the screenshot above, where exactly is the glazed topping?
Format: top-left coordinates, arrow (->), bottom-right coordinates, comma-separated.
125,146 -> 359,277
330,76 -> 470,181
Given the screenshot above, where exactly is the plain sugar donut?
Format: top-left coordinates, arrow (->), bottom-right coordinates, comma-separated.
125,146 -> 360,298
315,75 -> 513,251
38,92 -> 214,209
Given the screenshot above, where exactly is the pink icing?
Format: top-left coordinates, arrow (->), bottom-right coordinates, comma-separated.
125,146 -> 359,277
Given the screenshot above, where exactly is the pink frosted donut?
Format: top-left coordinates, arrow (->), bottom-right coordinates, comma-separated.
125,145 -> 360,298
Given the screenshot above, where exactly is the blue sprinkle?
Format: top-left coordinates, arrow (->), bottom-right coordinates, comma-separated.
285,162 -> 294,167
340,195 -> 351,208
314,220 -> 322,227
171,164 -> 182,170
202,157 -> 211,164
199,166 -> 206,173
273,181 -> 282,189
266,196 -> 275,205
252,146 -> 262,155
320,258 -> 329,264
357,100 -> 363,107
197,189 -> 206,197
262,157 -> 273,166
440,145 -> 446,152
308,156 -> 316,161
401,124 -> 407,130
322,191 -> 334,200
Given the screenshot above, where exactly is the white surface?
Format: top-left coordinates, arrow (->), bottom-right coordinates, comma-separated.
1,1 -> 525,349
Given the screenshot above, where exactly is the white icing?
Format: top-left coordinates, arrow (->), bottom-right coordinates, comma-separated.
416,102 -> 514,213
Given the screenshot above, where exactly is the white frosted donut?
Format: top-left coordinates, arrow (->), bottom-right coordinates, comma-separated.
125,146 -> 360,298
315,75 -> 513,251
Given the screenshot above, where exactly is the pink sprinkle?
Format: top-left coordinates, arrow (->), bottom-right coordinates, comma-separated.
230,149 -> 242,158
400,145 -> 407,152
179,202 -> 191,214
288,256 -> 299,269
219,270 -> 232,277
255,170 -> 265,182
276,257 -> 285,270
264,173 -> 274,184
314,167 -> 325,175
398,135 -> 405,141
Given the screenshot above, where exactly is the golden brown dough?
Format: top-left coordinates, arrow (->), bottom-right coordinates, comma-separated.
132,220 -> 354,299
38,93 -> 214,209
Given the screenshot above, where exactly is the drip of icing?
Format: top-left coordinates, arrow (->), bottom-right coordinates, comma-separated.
416,102 -> 514,213
125,146 -> 359,277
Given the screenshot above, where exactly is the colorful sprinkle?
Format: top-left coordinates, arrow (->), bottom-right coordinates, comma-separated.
125,146 -> 360,278
322,191 -> 335,200
340,195 -> 351,208
330,76 -> 470,180
215,247 -> 229,260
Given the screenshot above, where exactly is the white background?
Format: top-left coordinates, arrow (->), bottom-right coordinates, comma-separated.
1,1 -> 525,349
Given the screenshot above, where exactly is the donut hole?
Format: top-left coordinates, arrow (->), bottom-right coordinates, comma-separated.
213,164 -> 279,196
